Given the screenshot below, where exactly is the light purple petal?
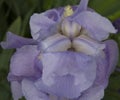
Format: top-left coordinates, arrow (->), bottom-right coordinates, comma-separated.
22,79 -> 49,100
45,9 -> 60,22
104,40 -> 119,76
79,85 -> 104,100
80,40 -> 118,100
11,81 -> 23,100
35,51 -> 97,98
10,45 -> 40,76
93,40 -> 118,89
94,53 -> 108,87
74,11 -> 117,41
0,32 -> 37,49
76,0 -> 89,12
30,10 -> 59,40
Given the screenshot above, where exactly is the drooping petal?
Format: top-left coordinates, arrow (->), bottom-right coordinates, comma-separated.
11,81 -> 23,100
39,34 -> 71,52
104,40 -> 119,76
0,32 -> 37,49
36,51 -> 97,98
73,11 -> 117,41
30,10 -> 59,40
22,79 -> 49,100
73,35 -> 105,56
10,45 -> 40,77
79,85 -> 104,100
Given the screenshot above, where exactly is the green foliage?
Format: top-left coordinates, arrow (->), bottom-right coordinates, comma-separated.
0,0 -> 120,100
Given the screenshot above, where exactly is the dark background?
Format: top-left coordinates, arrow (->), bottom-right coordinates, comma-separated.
0,0 -> 120,100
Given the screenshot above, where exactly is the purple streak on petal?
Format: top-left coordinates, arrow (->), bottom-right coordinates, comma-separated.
22,79 -> 49,100
45,9 -> 60,22
0,32 -> 37,49
113,18 -> 120,33
104,40 -> 119,76
10,45 -> 40,77
36,51 -> 97,98
73,11 -> 117,41
11,81 -> 23,100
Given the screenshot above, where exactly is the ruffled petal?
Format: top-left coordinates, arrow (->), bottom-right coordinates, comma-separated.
11,81 -> 23,100
10,45 -> 40,76
30,9 -> 60,40
104,40 -> 119,76
22,79 -> 49,100
74,11 -> 117,41
0,32 -> 37,49
35,51 -> 97,99
91,40 -> 118,96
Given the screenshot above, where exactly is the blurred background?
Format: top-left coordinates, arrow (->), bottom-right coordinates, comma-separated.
0,0 -> 120,100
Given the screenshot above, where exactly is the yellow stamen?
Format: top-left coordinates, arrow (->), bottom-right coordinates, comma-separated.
63,5 -> 74,17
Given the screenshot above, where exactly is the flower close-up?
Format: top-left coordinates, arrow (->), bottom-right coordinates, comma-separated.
0,0 -> 119,100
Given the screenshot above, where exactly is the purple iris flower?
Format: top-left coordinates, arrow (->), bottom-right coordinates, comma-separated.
0,0 -> 119,100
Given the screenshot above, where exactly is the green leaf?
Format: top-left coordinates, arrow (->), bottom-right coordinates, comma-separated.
103,71 -> 120,99
89,0 -> 120,19
8,16 -> 22,35
21,7 -> 36,37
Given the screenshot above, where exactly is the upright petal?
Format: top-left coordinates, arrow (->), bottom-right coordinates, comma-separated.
22,79 -> 49,100
30,10 -> 59,40
71,0 -> 89,18
11,81 -> 23,100
10,45 -> 40,77
74,11 -> 117,41
76,0 -> 89,12
0,32 -> 37,49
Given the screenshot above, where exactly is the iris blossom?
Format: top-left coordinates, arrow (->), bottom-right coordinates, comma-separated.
0,0 -> 119,100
